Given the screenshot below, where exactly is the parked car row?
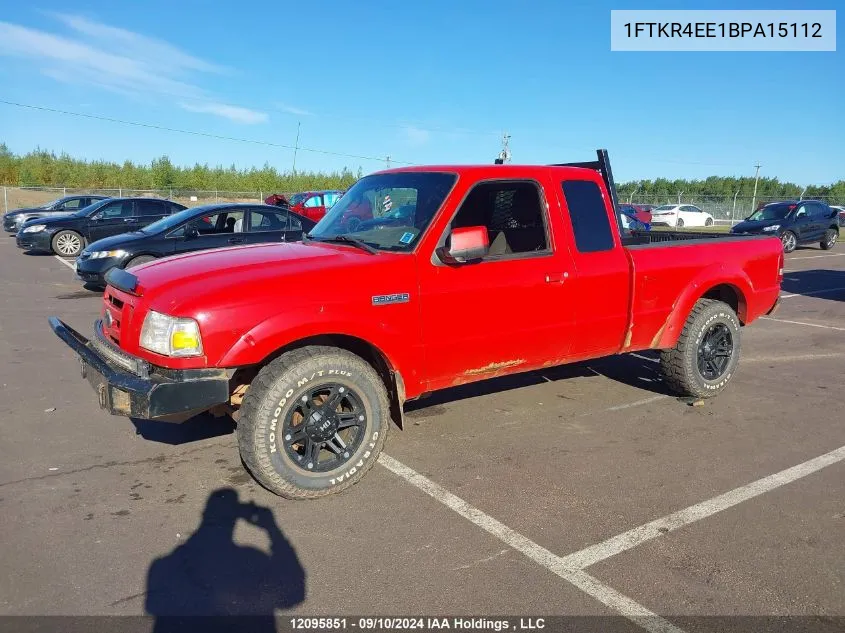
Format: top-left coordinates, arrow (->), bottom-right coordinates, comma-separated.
5,194 -> 318,287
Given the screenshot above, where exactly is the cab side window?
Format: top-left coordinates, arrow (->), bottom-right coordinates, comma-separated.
450,181 -> 549,258
303,195 -> 323,208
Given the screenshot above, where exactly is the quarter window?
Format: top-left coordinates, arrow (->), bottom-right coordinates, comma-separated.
561,180 -> 615,253
450,181 -> 548,257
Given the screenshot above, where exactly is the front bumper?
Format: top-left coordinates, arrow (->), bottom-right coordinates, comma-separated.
4,218 -> 20,233
49,317 -> 230,420
16,230 -> 53,252
75,255 -> 125,285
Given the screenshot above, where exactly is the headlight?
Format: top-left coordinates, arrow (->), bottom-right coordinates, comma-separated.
22,224 -> 46,233
139,310 -> 203,357
762,225 -> 780,232
89,250 -> 127,259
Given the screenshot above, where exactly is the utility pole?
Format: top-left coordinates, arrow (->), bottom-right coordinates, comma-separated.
385,156 -> 391,169
292,121 -> 301,174
495,132 -> 512,164
750,162 -> 761,213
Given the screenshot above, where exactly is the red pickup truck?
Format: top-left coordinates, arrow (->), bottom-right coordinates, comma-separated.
50,150 -> 783,499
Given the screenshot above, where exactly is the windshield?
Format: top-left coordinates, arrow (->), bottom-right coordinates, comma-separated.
289,193 -> 309,206
140,206 -> 201,234
747,204 -> 793,221
308,172 -> 457,251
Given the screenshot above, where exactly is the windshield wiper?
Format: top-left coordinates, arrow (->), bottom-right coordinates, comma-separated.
306,234 -> 379,255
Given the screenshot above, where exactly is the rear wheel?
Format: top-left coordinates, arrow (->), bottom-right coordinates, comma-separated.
820,229 -> 837,250
237,346 -> 390,499
51,230 -> 84,257
659,298 -> 741,399
676,217 -> 684,228
126,255 -> 156,268
705,217 -> 714,227
781,231 -> 797,253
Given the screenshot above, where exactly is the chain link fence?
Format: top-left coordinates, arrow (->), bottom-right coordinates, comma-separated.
4,185 -> 844,225
622,193 -> 843,226
1,186 -> 298,213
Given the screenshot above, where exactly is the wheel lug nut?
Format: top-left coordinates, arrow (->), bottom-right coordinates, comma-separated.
358,415 -> 364,421
284,434 -> 291,441
339,387 -> 345,393
343,452 -> 349,458
301,396 -> 307,402
307,462 -> 313,469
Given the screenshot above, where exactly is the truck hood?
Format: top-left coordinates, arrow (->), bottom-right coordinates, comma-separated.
131,241 -> 400,315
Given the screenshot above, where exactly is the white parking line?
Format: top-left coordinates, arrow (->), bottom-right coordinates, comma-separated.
378,453 -> 685,633
760,316 -> 845,332
559,444 -> 845,570
745,352 -> 845,363
781,287 -> 845,299
787,252 -> 845,261
53,255 -> 75,271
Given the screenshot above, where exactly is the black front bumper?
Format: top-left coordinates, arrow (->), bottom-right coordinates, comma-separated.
49,317 -> 230,420
75,255 -> 124,284
16,231 -> 53,252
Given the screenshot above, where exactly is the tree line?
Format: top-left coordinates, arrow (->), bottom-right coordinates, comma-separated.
1,144 -> 842,200
0,144 -> 362,193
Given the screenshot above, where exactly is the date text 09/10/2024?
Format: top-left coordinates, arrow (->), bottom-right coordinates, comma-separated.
289,618 -> 547,631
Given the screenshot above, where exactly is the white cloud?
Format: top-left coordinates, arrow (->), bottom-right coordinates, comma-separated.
51,13 -> 228,75
275,102 -> 314,117
0,17 -> 267,125
403,125 -> 431,146
180,102 -> 268,125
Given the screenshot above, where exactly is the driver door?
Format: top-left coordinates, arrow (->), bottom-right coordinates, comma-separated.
87,200 -> 136,241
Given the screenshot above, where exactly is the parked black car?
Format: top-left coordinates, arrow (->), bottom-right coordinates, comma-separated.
75,203 -> 315,286
3,195 -> 109,233
730,200 -> 840,253
17,197 -> 186,257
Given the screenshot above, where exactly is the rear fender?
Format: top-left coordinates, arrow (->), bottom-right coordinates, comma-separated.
654,264 -> 751,349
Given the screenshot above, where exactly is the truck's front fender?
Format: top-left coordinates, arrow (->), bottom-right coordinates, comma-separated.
654,263 -> 751,349
216,307 -> 425,398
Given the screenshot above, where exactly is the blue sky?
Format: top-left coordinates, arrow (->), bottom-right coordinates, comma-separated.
0,0 -> 842,185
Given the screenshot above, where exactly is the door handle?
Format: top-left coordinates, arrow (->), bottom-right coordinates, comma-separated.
228,237 -> 245,244
545,272 -> 569,283
123,218 -> 135,222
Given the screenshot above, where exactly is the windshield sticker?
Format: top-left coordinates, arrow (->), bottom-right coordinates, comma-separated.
399,232 -> 414,244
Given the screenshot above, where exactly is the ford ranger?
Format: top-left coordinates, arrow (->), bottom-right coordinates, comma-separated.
50,150 -> 783,499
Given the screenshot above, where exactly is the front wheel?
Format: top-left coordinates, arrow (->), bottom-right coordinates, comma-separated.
676,218 -> 684,228
659,298 -> 741,399
705,217 -> 714,227
781,231 -> 797,253
52,230 -> 84,257
126,255 -> 156,268
820,229 -> 837,250
237,346 -> 390,499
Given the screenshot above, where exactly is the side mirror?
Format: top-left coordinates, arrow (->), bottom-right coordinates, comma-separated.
436,226 -> 489,264
184,226 -> 200,239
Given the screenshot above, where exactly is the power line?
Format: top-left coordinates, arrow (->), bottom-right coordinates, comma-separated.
0,100 -> 417,166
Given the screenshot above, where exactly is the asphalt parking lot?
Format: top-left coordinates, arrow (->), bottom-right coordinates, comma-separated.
0,237 -> 843,632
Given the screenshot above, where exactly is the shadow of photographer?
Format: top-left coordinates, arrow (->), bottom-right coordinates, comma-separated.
146,487 -> 305,632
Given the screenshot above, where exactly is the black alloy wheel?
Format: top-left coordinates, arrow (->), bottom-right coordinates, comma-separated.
697,322 -> 733,380
281,384 -> 366,473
